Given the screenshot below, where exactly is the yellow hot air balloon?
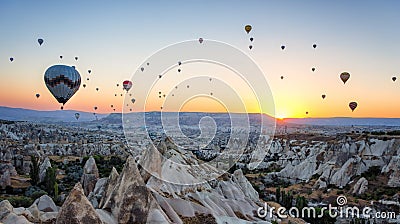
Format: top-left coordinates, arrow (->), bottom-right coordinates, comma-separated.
245,25 -> 252,34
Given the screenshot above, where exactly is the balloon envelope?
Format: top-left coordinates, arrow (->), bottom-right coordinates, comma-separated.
75,113 -> 80,120
244,25 -> 252,33
322,94 -> 326,99
349,102 -> 358,111
313,44 -> 317,48
35,93 -> 40,98
38,39 -> 44,46
74,57 -> 78,61
44,65 -> 81,105
123,80 -> 132,92
198,38 -> 203,43
9,58 -> 13,62
392,76 -> 397,82
340,72 -> 350,84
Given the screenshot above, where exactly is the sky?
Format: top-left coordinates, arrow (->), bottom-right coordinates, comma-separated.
0,0 -> 399,118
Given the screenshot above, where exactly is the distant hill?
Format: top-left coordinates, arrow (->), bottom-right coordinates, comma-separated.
0,106 -> 108,122
284,117 -> 400,127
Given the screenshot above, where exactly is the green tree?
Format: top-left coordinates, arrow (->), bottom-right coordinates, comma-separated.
44,166 -> 57,196
29,156 -> 40,185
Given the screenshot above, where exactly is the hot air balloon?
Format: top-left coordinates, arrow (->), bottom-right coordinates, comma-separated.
88,70 -> 91,74
115,94 -> 117,96
187,85 -> 189,88
313,44 -> 317,49
160,106 -> 163,110
250,37 -> 254,42
210,92 -> 213,96
311,67 -> 316,72
9,58 -> 14,62
94,106 -> 98,110
116,84 -> 119,87
281,45 -> 285,50
74,57 -> 78,61
111,105 -> 113,108
87,78 -> 89,81
83,84 -> 86,88
113,109 -> 115,111
322,94 -> 326,99
96,87 -> 99,91
141,67 -> 144,72
123,80 -> 132,92
159,75 -> 162,78
249,45 -> 253,50
392,76 -> 397,82
349,102 -> 357,112
163,94 -> 166,97
178,69 -> 181,72
38,38 -> 44,46
129,93 -> 132,96
130,108 -> 132,111
178,61 -> 182,66
146,62 -> 149,66
35,93 -> 40,98
59,55 -> 63,59
198,38 -> 204,44
75,113 -> 80,120
120,94 -> 123,96
244,25 -> 252,34
280,76 -> 284,80
159,91 -> 161,94
175,86 -> 178,89
340,72 -> 350,84
209,78 -> 212,81
44,65 -> 81,107
131,98 -> 136,104
159,96 -> 161,98
306,111 -> 309,115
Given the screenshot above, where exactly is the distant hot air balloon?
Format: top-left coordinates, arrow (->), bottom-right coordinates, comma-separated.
306,111 -> 309,115
392,76 -> 397,82
75,113 -> 80,120
340,72 -> 350,84
146,62 -> 149,66
88,70 -> 91,74
198,38 -> 204,44
116,84 -> 119,87
163,94 -> 166,98
178,61 -> 182,66
280,76 -> 284,80
210,92 -> 213,96
175,86 -> 178,89
130,108 -> 132,111
59,55 -> 63,59
281,45 -> 285,50
129,93 -> 132,96
44,65 -> 81,107
120,94 -> 123,96
141,67 -> 144,72
74,56 -> 78,61
249,45 -> 253,50
322,94 -> 326,99
113,109 -> 115,111
160,106 -> 163,110
178,69 -> 181,72
187,85 -> 189,88
96,87 -> 99,91
159,75 -> 162,78
83,84 -> 86,88
94,106 -> 98,110
131,98 -> 136,104
159,96 -> 161,98
313,44 -> 317,49
244,25 -> 252,34
38,38 -> 44,46
9,57 -> 14,62
115,94 -> 117,96
111,105 -> 113,108
209,78 -> 212,81
311,67 -> 316,72
159,91 -> 161,94
349,102 -> 357,112
250,37 -> 254,42
123,80 -> 132,92
35,93 -> 40,98
87,78 -> 89,81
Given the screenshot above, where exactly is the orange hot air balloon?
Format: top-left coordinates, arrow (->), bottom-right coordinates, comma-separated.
340,72 -> 350,84
349,102 -> 357,112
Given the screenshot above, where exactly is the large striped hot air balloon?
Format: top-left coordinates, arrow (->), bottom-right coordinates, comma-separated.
122,80 -> 132,92
44,65 -> 81,108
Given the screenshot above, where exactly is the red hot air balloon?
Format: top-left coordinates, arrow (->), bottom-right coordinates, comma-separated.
123,80 -> 132,92
349,102 -> 358,112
